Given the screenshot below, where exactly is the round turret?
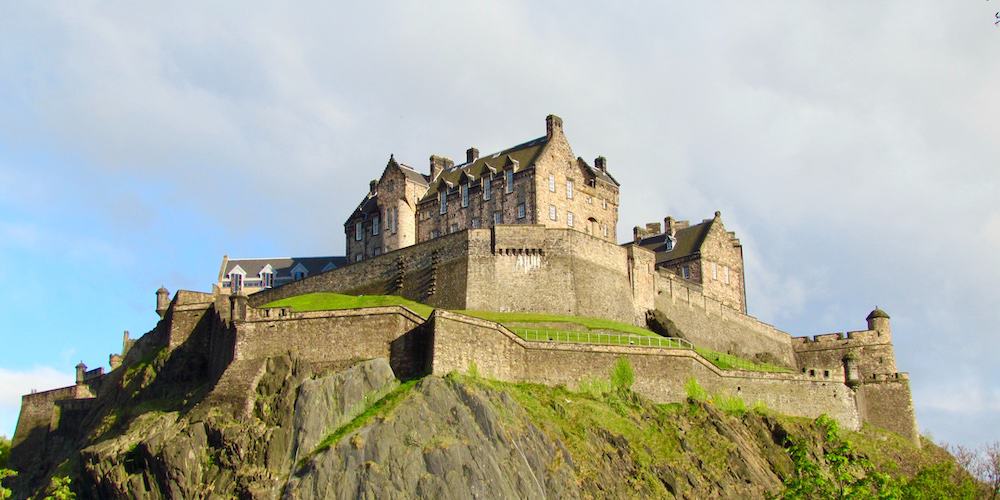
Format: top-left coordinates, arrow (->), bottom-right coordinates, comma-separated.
866,307 -> 891,333
156,286 -> 170,319
75,361 -> 87,385
843,352 -> 860,387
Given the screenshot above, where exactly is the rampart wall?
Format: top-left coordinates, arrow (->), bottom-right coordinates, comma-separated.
654,271 -> 795,366
10,384 -> 95,472
791,329 -> 897,380
429,310 -> 861,429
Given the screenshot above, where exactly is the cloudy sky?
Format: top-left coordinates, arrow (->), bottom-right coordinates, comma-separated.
1,2 -> 997,447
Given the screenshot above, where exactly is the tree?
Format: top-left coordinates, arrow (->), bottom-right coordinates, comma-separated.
0,436 -> 9,469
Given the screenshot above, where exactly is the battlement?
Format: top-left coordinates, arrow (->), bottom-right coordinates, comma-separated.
791,329 -> 889,348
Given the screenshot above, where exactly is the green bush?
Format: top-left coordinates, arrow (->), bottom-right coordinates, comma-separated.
684,378 -> 708,402
0,436 -> 8,469
713,394 -> 747,416
610,358 -> 635,391
0,469 -> 16,500
466,361 -> 480,379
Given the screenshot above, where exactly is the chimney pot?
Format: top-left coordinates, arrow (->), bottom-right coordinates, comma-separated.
595,156 -> 607,172
369,180 -> 377,196
466,147 -> 479,163
545,114 -> 564,138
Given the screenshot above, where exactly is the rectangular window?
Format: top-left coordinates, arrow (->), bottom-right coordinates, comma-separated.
505,169 -> 514,194
712,262 -> 718,280
517,203 -> 526,219
567,211 -> 574,227
372,215 -> 380,235
391,207 -> 398,233
548,174 -> 555,192
450,223 -> 458,234
602,225 -> 608,237
724,266 -> 730,284
373,247 -> 381,256
461,183 -> 469,207
471,218 -> 481,228
681,265 -> 690,280
602,198 -> 608,209
230,273 -> 243,293
482,176 -> 492,200
431,229 -> 440,239
439,190 -> 447,214
548,205 -> 557,221
355,222 -> 363,241
262,273 -> 273,288
586,196 -> 592,205
566,180 -> 574,199
494,211 -> 503,225
354,254 -> 362,262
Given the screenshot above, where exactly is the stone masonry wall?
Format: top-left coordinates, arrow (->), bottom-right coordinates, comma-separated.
791,329 -> 897,381
416,167 -> 535,242
429,311 -> 861,430
695,216 -> 746,313
10,384 -> 93,471
654,271 -> 795,366
856,376 -> 920,444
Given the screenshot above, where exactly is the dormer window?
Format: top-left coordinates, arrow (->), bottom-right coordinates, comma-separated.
261,272 -> 274,288
665,235 -> 676,251
230,272 -> 243,293
294,271 -> 305,280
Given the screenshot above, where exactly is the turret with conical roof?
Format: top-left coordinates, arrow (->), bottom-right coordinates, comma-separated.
866,307 -> 891,336
156,286 -> 170,319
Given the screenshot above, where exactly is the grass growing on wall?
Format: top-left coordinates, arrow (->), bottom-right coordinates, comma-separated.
454,310 -> 660,337
694,347 -> 792,373
262,293 -> 434,319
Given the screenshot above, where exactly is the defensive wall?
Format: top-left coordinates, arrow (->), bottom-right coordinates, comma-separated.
248,225 -> 656,325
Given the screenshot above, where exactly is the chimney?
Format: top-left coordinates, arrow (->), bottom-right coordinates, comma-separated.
664,217 -> 675,237
466,147 -> 479,164
645,222 -> 661,235
633,226 -> 642,243
369,180 -> 378,196
595,156 -> 607,172
545,114 -> 563,139
429,155 -> 454,181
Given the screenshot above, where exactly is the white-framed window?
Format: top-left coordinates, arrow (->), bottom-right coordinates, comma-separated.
471,217 -> 481,228
261,272 -> 274,288
602,198 -> 608,209
450,223 -> 458,234
482,176 -> 492,200
548,174 -> 555,192
586,196 -> 592,204
517,203 -> 526,219
355,221 -> 363,241
567,211 -> 574,227
548,205 -> 557,221
681,265 -> 690,280
494,211 -> 503,225
372,215 -> 380,235
439,189 -> 447,214
724,266 -> 731,284
602,225 -> 609,237
566,179 -> 574,199
505,169 -> 514,194
230,273 -> 243,293
461,183 -> 469,207
712,262 -> 718,280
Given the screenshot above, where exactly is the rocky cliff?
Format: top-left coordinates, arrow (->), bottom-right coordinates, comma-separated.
7,353 -> 975,499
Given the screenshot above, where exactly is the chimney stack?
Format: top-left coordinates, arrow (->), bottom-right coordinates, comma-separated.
545,114 -> 563,139
633,226 -> 642,243
664,217 -> 675,237
430,155 -> 454,181
369,180 -> 377,196
595,156 -> 607,173
466,147 -> 479,164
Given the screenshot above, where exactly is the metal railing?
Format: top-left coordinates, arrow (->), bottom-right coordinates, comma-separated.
512,328 -> 693,350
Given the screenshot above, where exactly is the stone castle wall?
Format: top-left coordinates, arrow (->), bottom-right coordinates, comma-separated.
429,310 -> 860,429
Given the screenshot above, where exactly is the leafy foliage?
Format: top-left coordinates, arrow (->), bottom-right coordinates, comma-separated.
0,436 -> 8,469
0,468 -> 15,500
610,358 -> 635,391
41,476 -> 75,500
684,378 -> 708,402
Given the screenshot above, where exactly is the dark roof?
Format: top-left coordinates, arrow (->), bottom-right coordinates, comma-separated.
398,163 -> 430,185
224,256 -> 348,279
346,193 -> 380,224
866,308 -> 890,320
419,136 -> 550,203
577,157 -> 620,187
636,220 -> 714,265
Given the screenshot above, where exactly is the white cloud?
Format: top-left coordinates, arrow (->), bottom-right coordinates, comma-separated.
0,366 -> 72,438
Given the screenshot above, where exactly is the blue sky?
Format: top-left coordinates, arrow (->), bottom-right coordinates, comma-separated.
1,2 -> 998,447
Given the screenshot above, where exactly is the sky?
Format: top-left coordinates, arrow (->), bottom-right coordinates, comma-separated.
0,2 -> 998,447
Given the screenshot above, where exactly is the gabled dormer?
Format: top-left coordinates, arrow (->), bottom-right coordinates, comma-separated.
290,262 -> 308,281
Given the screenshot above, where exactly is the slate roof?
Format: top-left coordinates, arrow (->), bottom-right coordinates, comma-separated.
636,220 -> 715,266
418,136 -> 550,203
223,256 -> 348,279
398,163 -> 430,185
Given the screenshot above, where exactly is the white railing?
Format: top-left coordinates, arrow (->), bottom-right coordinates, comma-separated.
512,328 -> 693,350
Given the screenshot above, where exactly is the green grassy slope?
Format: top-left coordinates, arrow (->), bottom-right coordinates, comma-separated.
262,293 -> 434,318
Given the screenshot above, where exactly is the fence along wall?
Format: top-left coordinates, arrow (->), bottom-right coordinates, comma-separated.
429,311 -> 860,429
654,271 -> 796,366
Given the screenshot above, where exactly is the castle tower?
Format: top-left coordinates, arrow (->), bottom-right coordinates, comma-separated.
75,362 -> 87,385
156,286 -> 170,319
866,307 -> 891,337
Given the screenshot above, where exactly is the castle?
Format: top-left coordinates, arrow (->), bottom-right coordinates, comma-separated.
9,116 -> 920,478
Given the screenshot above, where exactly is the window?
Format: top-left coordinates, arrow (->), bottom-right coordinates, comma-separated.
505,169 -> 514,194
482,176 -> 492,200
548,174 -> 555,192
602,198 -> 608,209
681,265 -> 690,279
586,195 -> 592,205
471,217 -> 481,228
567,211 -> 574,227
261,272 -> 274,288
712,262 -> 718,280
602,225 -> 609,237
293,271 -> 305,281
373,247 -> 381,256
724,266 -> 730,284
517,203 -> 526,219
493,211 -> 503,225
355,222 -> 363,241
450,223 -> 458,234
566,179 -> 574,199
461,183 -> 469,207
391,207 -> 398,233
548,205 -> 557,221
439,189 -> 447,214
372,215 -> 380,235
354,254 -> 362,262
431,229 -> 440,239
230,273 -> 243,293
